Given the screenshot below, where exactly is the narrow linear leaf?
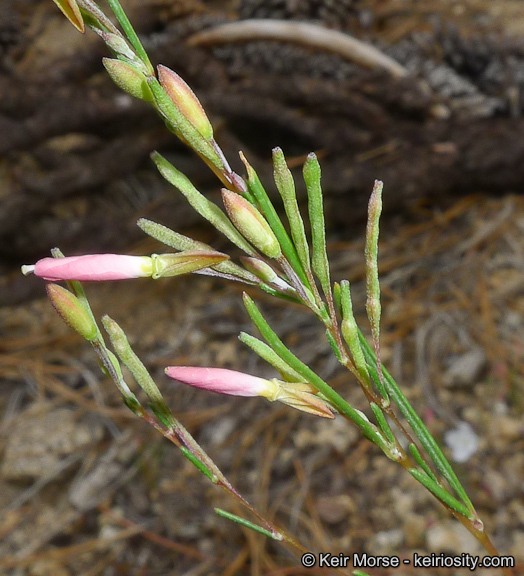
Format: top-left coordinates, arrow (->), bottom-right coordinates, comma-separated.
103,315 -> 174,426
325,329 -> 343,363
370,403 -> 395,445
92,341 -> 139,406
239,332 -> 306,382
240,152 -> 309,287
365,180 -> 384,383
303,153 -> 331,295
333,281 -> 342,315
105,0 -> 154,74
151,153 -> 256,256
258,283 -> 302,303
273,148 -> 311,274
180,446 -> 215,481
409,443 -> 438,484
409,468 -> 473,519
358,330 -> 474,512
243,294 -> 389,451
340,280 -> 372,387
214,509 -> 283,541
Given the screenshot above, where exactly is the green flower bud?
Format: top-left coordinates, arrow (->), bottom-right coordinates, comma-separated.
103,58 -> 153,102
222,190 -> 281,259
46,283 -> 98,341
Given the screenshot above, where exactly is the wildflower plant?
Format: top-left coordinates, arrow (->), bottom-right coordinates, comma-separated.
24,1 -> 514,574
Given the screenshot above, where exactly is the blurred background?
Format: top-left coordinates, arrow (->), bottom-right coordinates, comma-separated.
1,1 -> 523,574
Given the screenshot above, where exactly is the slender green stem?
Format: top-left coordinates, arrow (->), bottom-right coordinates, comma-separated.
105,0 -> 154,74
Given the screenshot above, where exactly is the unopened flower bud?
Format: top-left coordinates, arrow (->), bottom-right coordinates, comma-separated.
165,366 -> 279,398
52,0 -> 84,33
157,65 -> 213,141
222,190 -> 281,259
103,58 -> 153,101
46,283 -> 97,341
151,251 -> 229,279
165,366 -> 334,418
22,254 -> 153,282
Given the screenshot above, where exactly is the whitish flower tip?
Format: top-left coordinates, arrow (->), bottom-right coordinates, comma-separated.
21,265 -> 35,276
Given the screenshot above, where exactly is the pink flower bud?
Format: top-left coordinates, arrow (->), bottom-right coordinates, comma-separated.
158,65 -> 213,141
165,366 -> 279,399
22,254 -> 153,282
52,0 -> 85,33
222,189 -> 281,259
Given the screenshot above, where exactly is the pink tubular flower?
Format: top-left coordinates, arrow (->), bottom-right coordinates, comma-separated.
22,254 -> 153,282
165,366 -> 334,418
165,366 -> 278,398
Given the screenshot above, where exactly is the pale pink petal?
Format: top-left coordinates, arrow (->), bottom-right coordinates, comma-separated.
165,366 -> 274,397
31,255 -> 153,281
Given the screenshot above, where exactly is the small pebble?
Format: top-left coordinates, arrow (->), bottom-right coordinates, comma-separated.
444,420 -> 479,463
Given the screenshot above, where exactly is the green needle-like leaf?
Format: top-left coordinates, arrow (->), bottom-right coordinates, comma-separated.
214,509 -> 283,541
273,148 -> 311,274
409,468 -> 473,519
239,332 -> 306,382
180,447 -> 215,481
240,152 -> 309,287
409,443 -> 438,484
303,153 -> 331,295
340,280 -> 371,387
365,180 -> 384,382
103,315 -> 174,426
370,402 -> 395,445
105,0 -> 154,74
152,153 -> 256,256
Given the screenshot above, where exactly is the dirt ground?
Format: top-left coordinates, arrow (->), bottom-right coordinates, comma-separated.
1,190 -> 524,575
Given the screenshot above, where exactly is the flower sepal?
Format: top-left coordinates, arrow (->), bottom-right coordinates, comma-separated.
151,251 -> 229,279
